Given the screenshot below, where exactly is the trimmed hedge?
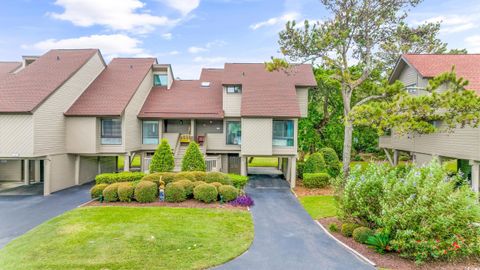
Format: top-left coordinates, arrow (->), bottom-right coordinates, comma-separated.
193,184 -> 218,203
303,153 -> 326,174
352,227 -> 373,244
103,183 -> 120,202
205,172 -> 232,185
191,171 -> 207,182
165,182 -> 187,202
341,223 -> 359,237
228,174 -> 248,188
218,185 -> 239,202
192,181 -> 206,187
118,182 -> 135,202
141,173 -> 165,188
210,182 -> 223,190
303,173 -> 330,188
153,172 -> 176,184
320,147 -> 341,177
134,181 -> 158,203
174,172 -> 197,181
181,142 -> 206,171
90,183 -> 108,198
95,171 -> 145,184
175,179 -> 194,197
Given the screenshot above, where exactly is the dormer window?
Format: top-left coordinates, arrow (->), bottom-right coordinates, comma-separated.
226,85 -> 242,93
154,74 -> 168,86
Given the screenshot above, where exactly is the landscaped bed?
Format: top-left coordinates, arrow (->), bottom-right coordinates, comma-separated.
0,206 -> 254,270
86,198 -> 248,209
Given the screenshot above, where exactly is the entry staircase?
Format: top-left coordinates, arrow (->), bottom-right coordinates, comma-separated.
173,136 -> 207,172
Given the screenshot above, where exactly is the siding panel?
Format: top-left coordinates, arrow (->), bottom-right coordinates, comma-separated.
241,118 -> 273,156
0,115 -> 34,157
296,87 -> 308,117
0,160 -> 21,180
223,88 -> 241,117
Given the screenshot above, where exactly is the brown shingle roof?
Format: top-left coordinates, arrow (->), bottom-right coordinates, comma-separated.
138,68 -> 224,119
222,63 -> 316,117
0,49 -> 98,113
0,62 -> 21,80
65,58 -> 156,116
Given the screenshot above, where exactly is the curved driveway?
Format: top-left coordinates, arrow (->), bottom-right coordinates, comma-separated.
216,174 -> 373,270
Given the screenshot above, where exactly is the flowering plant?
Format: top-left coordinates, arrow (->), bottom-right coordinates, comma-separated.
230,195 -> 254,207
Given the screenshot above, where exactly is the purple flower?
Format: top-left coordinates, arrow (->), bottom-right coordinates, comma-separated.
230,195 -> 254,207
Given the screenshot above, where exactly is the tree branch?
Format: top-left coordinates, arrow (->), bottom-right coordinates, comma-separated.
354,93 -> 387,107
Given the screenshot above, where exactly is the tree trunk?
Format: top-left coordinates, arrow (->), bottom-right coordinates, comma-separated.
342,121 -> 353,178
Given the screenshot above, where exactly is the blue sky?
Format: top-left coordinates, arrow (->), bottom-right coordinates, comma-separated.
0,0 -> 479,79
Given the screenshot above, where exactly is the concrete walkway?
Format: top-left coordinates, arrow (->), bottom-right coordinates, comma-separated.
216,174 -> 373,270
0,182 -> 93,248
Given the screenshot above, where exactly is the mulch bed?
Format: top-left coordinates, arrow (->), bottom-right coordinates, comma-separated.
85,199 -> 248,210
293,180 -> 334,197
318,217 -> 480,270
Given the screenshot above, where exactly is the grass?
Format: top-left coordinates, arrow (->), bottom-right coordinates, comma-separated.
299,195 -> 337,219
248,157 -> 278,167
0,207 -> 254,270
118,155 -> 141,169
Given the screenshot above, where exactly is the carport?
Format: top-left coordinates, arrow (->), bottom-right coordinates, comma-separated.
243,156 -> 297,187
0,159 -> 44,194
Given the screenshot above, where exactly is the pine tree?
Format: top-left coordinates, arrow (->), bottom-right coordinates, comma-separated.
181,142 -> 206,171
149,139 -> 174,173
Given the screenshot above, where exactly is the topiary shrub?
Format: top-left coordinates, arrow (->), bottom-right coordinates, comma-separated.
95,171 -> 145,184
174,179 -> 194,198
352,227 -> 373,244
320,147 -> 341,177
141,173 -> 165,188
205,172 -> 232,185
165,182 -> 187,202
118,182 -> 135,202
341,223 -> 359,237
210,182 -> 223,190
191,171 -> 207,182
228,174 -> 248,188
303,153 -> 326,174
90,183 -> 108,198
218,185 -> 239,202
134,181 -> 158,203
181,142 -> 206,171
303,173 -> 330,188
103,183 -> 120,202
149,139 -> 175,173
193,184 -> 218,203
174,171 -> 196,181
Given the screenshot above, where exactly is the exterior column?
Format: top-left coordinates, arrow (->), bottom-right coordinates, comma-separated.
240,156 -> 247,176
44,158 -> 51,196
470,161 -> 480,193
190,119 -> 195,139
74,155 -> 80,185
97,157 -> 102,174
278,158 -> 282,170
34,160 -> 41,183
286,157 -> 292,182
290,157 -> 296,188
393,150 -> 399,166
23,159 -> 30,185
124,154 -> 130,172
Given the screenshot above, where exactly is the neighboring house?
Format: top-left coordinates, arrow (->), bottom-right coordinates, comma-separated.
380,54 -> 480,193
0,49 -> 315,195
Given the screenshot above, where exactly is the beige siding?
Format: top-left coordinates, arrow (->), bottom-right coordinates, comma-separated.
272,118 -> 298,156
66,117 -> 97,153
207,133 -> 241,152
223,87 -> 241,117
99,156 -> 116,173
241,118 -> 273,156
79,156 -> 98,184
296,87 -> 309,117
0,160 -> 21,180
0,115 -> 34,157
47,154 -> 76,193
33,52 -> 105,156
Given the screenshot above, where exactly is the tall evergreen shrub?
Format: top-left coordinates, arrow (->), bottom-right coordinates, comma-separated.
181,142 -> 206,171
149,139 -> 174,173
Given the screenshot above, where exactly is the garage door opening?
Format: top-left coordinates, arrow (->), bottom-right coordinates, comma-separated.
247,157 -> 283,175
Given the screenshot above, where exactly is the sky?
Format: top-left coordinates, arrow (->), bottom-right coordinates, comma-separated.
0,0 -> 479,79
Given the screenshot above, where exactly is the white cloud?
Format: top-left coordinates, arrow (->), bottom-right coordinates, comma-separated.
193,56 -> 228,64
250,12 -> 299,30
162,33 -> 173,40
188,46 -> 208,54
417,15 -> 476,34
158,0 -> 200,16
50,0 -> 177,34
22,34 -> 145,58
188,40 -> 226,54
465,35 -> 480,53
169,50 -> 180,55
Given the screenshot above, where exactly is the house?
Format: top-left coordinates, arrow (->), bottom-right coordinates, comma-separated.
0,49 -> 316,195
379,54 -> 480,193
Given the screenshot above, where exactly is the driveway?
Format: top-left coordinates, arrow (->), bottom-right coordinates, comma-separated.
216,174 -> 373,270
0,183 -> 93,248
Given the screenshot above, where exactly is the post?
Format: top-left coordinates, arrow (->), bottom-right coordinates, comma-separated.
278,158 -> 282,170
23,159 -> 30,185
470,161 -> 480,193
290,157 -> 296,188
190,119 -> 195,139
97,157 -> 102,174
44,158 -> 51,196
240,156 -> 247,176
286,157 -> 292,182
74,155 -> 80,185
124,154 -> 130,172
393,150 -> 399,166
34,160 -> 41,183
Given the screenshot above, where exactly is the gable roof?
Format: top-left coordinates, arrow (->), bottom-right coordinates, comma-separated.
0,49 -> 98,113
65,58 -> 156,116
0,62 -> 21,80
222,63 -> 316,117
391,54 -> 480,93
138,68 -> 224,119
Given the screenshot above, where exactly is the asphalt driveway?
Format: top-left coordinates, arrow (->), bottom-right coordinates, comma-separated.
0,183 -> 93,248
216,174 -> 373,270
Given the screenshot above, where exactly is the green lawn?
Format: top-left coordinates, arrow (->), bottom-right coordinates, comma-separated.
118,155 -> 141,169
0,207 -> 254,270
248,157 -> 278,167
299,195 -> 337,219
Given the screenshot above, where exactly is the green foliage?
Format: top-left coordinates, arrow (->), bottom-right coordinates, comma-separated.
134,181 -> 158,203
102,183 -> 120,202
352,227 -> 374,244
303,153 -> 326,174
218,185 -> 239,202
366,232 -> 391,254
228,174 -> 249,188
165,182 -> 187,203
320,147 -> 341,177
296,161 -> 305,179
341,223 -> 359,237
141,173 -> 165,188
149,139 -> 175,173
191,171 -> 207,182
328,223 -> 339,233
118,182 -> 135,202
303,173 -> 330,188
181,142 -> 206,171
175,179 -> 194,198
174,171 -> 197,181
95,172 -> 144,184
90,184 -> 108,199
194,184 -> 218,203
210,182 -> 223,190
192,181 -> 206,187
153,172 -> 176,184
205,172 -> 232,185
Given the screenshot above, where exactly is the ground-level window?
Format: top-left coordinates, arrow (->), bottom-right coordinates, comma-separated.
226,121 -> 241,145
101,118 -> 122,145
143,120 -> 159,144
154,74 -> 168,86
273,120 -> 294,147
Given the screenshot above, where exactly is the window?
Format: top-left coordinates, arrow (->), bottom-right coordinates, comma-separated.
143,121 -> 159,144
154,74 -> 168,86
101,119 -> 122,145
226,121 -> 241,145
406,83 -> 417,94
273,120 -> 294,147
225,85 -> 242,93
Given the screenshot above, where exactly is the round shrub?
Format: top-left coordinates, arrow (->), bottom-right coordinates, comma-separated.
341,223 -> 359,237
303,153 -> 326,174
205,172 -> 232,185
118,182 -> 135,202
141,173 -> 165,188
134,181 -> 158,203
152,172 -> 176,184
352,227 -> 373,244
193,184 -> 218,203
103,183 -> 120,202
192,181 -> 206,187
210,182 -> 223,189
228,174 -> 249,188
328,223 -> 339,233
218,185 -> 239,202
174,172 -> 196,181
303,173 -> 330,188
191,171 -> 207,182
175,179 -> 194,197
165,182 -> 187,202
320,147 -> 341,177
90,183 -> 108,198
